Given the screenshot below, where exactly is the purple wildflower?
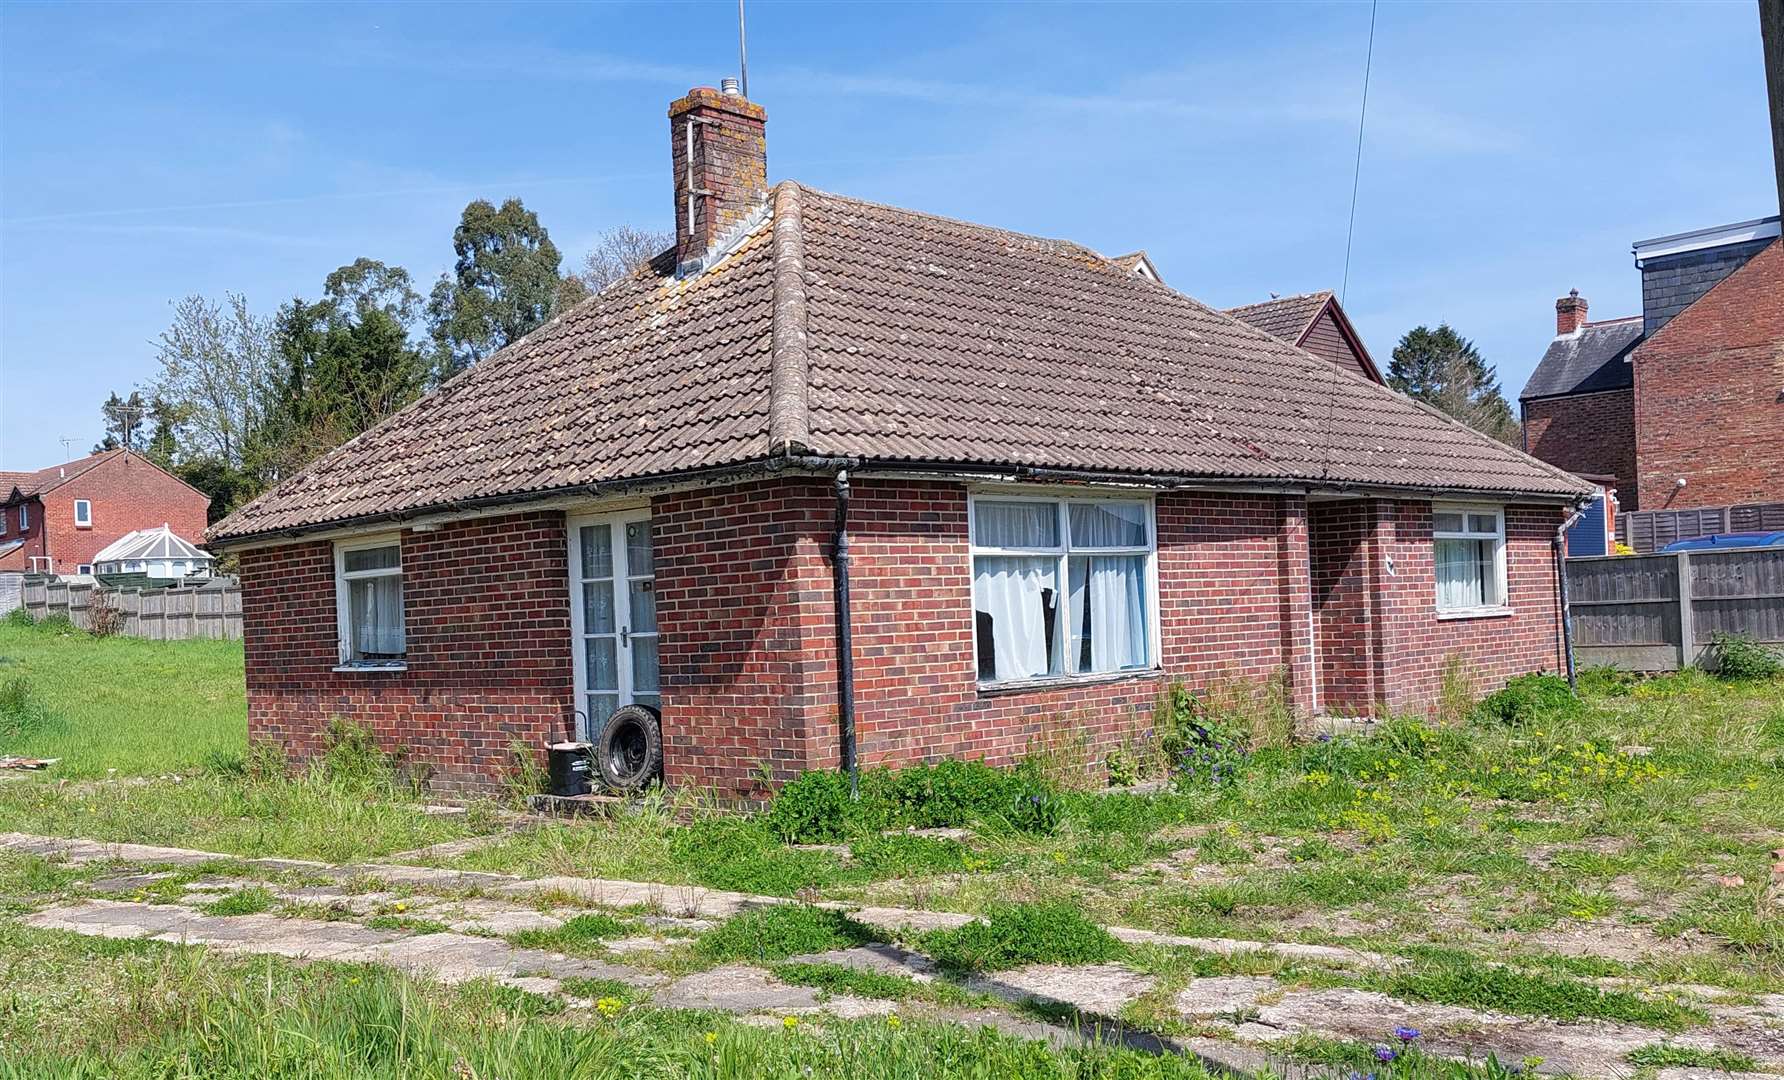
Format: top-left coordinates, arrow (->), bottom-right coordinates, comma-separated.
1394,1026 -> 1421,1042
1373,1045 -> 1397,1064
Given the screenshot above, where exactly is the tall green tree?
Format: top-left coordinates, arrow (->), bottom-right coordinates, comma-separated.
1386,324 -> 1520,443
92,390 -> 150,453
264,258 -> 430,480
427,198 -> 572,377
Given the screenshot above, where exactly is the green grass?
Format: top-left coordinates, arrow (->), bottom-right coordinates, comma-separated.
1375,955 -> 1708,1031
0,620 -> 244,777
200,886 -> 274,916
1626,1043 -> 1760,1072
0,924 -> 1221,1079
695,904 -> 882,964
918,901 -> 1125,974
509,912 -> 635,953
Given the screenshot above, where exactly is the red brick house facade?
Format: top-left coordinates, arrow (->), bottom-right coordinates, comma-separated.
1632,238 -> 1784,511
0,450 -> 210,574
1520,217 -> 1781,523
213,87 -> 1591,797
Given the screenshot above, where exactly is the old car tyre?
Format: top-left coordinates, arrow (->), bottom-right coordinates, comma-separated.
594,704 -> 662,793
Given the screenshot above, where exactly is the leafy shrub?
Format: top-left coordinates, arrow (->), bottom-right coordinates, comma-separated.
201,887 -> 275,916
1473,673 -> 1581,726
3,608 -> 33,628
920,901 -> 1123,973
696,904 -> 879,963
767,759 -> 1062,844
510,912 -> 632,952
765,769 -> 855,844
1576,665 -> 1635,697
1709,632 -> 1783,681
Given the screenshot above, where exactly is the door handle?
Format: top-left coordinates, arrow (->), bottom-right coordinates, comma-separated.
620,627 -> 630,647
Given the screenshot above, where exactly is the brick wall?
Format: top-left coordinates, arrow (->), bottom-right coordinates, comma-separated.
240,510 -> 574,795
1374,501 -> 1565,708
1310,500 -> 1566,715
16,455 -> 210,573
1521,390 -> 1638,510
650,478 -> 836,798
238,482 -> 1566,796
1310,500 -> 1382,713
1634,239 -> 1784,511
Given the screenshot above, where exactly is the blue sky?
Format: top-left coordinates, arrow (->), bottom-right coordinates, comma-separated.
1,1 -> 1776,470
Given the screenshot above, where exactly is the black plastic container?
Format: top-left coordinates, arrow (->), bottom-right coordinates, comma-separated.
547,741 -> 592,797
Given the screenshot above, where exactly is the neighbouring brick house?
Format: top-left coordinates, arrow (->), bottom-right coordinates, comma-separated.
1520,215 -> 1782,519
1224,291 -> 1384,384
0,450 -> 210,575
208,86 -> 1592,797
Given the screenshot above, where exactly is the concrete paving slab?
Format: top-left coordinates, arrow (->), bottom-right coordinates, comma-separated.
785,943 -> 937,982
968,962 -> 1155,1018
1173,975 -> 1279,1019
657,964 -> 825,1012
847,906 -> 977,934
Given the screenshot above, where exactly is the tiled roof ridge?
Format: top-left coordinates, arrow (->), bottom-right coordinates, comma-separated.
1225,289 -> 1334,314
789,182 -> 1102,262
1582,315 -> 1640,327
767,180 -> 812,454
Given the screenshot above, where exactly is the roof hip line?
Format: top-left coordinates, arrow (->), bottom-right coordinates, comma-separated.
767,180 -> 813,455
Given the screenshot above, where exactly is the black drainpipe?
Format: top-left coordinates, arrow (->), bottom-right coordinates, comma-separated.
832,469 -> 858,796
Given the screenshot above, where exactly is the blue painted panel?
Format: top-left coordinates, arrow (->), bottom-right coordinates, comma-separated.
1568,497 -> 1608,557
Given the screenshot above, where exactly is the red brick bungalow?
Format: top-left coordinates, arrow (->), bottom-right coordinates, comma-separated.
207,87 -> 1594,798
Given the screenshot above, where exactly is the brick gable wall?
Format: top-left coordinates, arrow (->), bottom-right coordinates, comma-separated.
1521,389 -> 1639,510
1634,240 -> 1784,511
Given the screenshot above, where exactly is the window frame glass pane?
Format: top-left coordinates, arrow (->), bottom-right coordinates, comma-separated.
1432,505 -> 1506,612
335,537 -> 405,663
971,494 -> 1157,684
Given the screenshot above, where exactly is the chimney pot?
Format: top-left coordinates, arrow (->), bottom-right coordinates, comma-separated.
669,86 -> 768,273
1556,289 -> 1589,336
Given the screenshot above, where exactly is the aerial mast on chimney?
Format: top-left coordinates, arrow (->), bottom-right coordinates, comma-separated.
738,0 -> 749,99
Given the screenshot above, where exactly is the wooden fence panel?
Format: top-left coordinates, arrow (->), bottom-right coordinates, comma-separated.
1568,547 -> 1784,670
19,575 -> 242,641
1620,501 -> 1784,553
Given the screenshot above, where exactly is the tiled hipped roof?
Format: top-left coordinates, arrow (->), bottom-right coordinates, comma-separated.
210,183 -> 1590,543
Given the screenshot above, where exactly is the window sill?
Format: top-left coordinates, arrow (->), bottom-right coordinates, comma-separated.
1436,606 -> 1514,621
333,661 -> 408,674
978,667 -> 1160,697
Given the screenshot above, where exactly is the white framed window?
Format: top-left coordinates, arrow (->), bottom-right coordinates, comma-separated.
17,504 -> 27,531
969,494 -> 1158,684
334,536 -> 405,665
76,564 -> 93,575
73,500 -> 92,528
1433,505 -> 1508,614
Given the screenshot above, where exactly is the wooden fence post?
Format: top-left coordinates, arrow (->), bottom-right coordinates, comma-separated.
1676,550 -> 1695,671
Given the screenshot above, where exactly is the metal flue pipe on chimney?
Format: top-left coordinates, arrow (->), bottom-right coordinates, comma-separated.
1763,0 -> 1784,217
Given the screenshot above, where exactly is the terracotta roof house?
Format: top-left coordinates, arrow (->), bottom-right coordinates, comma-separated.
1,450 -> 210,575
1224,291 -> 1383,383
209,86 -> 1593,798
1520,215 -> 1781,525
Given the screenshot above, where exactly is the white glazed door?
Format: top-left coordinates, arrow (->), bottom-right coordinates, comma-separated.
568,511 -> 659,739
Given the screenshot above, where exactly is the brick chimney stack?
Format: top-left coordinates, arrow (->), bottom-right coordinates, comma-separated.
669,84 -> 767,273
1556,289 -> 1588,335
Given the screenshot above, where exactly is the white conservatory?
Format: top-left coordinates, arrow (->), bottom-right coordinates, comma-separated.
91,525 -> 214,579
